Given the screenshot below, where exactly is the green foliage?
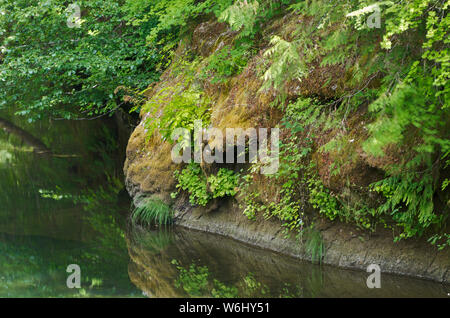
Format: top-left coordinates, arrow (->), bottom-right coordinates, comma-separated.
173,163 -> 210,206
173,163 -> 239,206
239,180 -> 260,221
143,84 -> 211,141
239,95 -> 382,237
253,0 -> 450,246
428,233 -> 450,251
208,168 -> 240,198
358,0 -> 450,240
219,0 -> 294,37
263,130 -> 311,232
5,0 -> 447,248
218,0 -> 261,37
131,198 -> 173,226
261,35 -> 308,92
239,170 -> 305,233
363,82 -> 448,158
0,0 -> 162,120
202,45 -> 251,83
144,0 -> 234,66
239,100 -> 315,232
172,260 -> 238,298
306,175 -> 340,222
201,0 -> 300,86
370,171 -> 436,240
132,0 -> 449,247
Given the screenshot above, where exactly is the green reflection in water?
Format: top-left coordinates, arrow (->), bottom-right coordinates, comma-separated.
0,114 -> 142,297
171,260 -> 317,298
127,226 -> 449,298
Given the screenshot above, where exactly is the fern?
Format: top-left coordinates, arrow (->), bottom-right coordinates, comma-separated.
261,36 -> 306,92
370,171 -> 436,240
219,0 -> 260,36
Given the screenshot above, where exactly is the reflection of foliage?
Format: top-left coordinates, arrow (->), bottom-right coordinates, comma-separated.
171,259 -> 325,298
211,280 -> 239,298
0,178 -> 141,298
241,273 -> 269,297
172,260 -> 211,297
173,260 -> 301,298
0,236 -> 67,297
0,233 -> 140,298
0,114 -> 141,297
305,266 -> 325,298
0,114 -> 121,216
130,227 -> 174,254
85,124 -> 122,181
304,226 -> 325,264
0,174 -> 141,297
172,260 -> 239,298
279,283 -> 303,298
80,174 -> 124,210
77,177 -> 138,295
0,153 -> 70,220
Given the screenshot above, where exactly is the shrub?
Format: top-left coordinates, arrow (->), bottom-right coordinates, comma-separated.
173,163 -> 239,206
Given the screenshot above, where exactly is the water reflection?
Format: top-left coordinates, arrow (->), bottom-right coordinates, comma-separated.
0,114 -> 142,297
126,226 -> 449,298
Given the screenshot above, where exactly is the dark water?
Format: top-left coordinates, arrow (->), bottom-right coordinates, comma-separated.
0,115 -> 448,298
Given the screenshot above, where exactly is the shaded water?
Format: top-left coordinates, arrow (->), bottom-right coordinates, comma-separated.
128,227 -> 449,298
0,114 -> 141,297
0,114 -> 448,298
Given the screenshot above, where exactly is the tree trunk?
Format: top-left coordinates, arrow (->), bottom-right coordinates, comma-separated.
0,117 -> 51,154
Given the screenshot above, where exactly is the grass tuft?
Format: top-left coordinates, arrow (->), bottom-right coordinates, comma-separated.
131,198 -> 173,226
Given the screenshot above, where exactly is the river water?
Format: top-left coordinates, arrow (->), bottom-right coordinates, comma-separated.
0,116 -> 448,298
